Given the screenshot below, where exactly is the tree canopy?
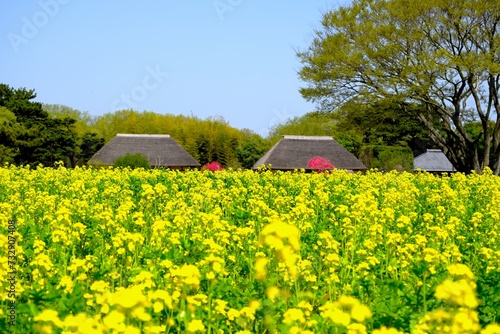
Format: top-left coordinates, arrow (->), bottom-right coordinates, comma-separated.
1,85 -> 272,169
298,0 -> 500,174
0,84 -> 86,167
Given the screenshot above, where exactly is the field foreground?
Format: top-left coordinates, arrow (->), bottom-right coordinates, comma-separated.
1,166 -> 500,333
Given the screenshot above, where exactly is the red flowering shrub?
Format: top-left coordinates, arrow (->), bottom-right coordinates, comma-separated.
307,156 -> 335,172
202,161 -> 224,171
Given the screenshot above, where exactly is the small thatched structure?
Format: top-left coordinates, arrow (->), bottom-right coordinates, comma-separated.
414,149 -> 456,173
89,134 -> 200,169
252,135 -> 367,172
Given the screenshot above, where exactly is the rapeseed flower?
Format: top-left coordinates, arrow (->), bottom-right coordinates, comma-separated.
214,299 -> 228,316
57,275 -> 74,294
447,263 -> 475,280
372,326 -> 404,334
240,300 -> 260,321
266,286 -> 280,301
347,323 -> 368,334
320,301 -> 351,326
34,309 -> 63,328
108,286 -> 149,309
350,303 -> 372,322
103,310 -> 126,331
131,271 -> 155,289
254,257 -> 268,280
451,308 -> 481,333
131,306 -> 152,321
63,313 -> 103,333
90,280 -> 110,293
289,328 -> 314,334
227,308 -> 240,321
435,279 -> 478,308
170,264 -> 201,288
283,308 -> 306,325
482,324 -> 500,334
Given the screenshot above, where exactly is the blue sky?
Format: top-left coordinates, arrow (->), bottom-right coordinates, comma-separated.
1,1 -> 349,136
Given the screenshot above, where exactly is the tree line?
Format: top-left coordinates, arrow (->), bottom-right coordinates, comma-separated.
0,83 -> 271,169
0,84 -> 104,168
1,81 -> 483,172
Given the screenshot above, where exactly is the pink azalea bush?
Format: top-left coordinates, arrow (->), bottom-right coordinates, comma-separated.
307,156 -> 335,172
202,161 -> 224,171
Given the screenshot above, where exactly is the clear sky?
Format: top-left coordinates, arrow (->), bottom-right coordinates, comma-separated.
1,1 -> 349,136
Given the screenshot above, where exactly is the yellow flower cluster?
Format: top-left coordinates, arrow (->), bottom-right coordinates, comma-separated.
0,165 -> 499,333
319,296 -> 372,333
414,264 -> 499,334
257,219 -> 301,280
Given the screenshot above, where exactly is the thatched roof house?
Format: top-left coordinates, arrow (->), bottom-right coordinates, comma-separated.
89,134 -> 200,169
252,135 -> 367,172
414,149 -> 456,173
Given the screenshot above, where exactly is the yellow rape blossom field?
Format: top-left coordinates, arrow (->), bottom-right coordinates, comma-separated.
1,165 -> 500,333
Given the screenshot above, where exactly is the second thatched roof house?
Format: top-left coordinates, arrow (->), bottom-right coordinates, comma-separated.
414,149 -> 457,173
252,135 -> 367,172
89,134 -> 200,169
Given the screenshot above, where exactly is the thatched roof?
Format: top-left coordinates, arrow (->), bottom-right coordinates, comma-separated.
89,134 -> 200,168
252,135 -> 367,171
414,149 -> 456,172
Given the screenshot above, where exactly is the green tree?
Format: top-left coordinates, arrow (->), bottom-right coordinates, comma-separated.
0,107 -> 22,164
43,104 -> 105,167
77,133 -> 105,166
0,84 -> 79,167
335,100 -> 439,169
337,100 -> 432,150
236,132 -> 271,169
113,153 -> 150,169
360,145 -> 414,172
43,104 -> 95,136
32,117 -> 78,167
268,112 -> 337,139
298,0 -> 500,174
196,133 -> 212,166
